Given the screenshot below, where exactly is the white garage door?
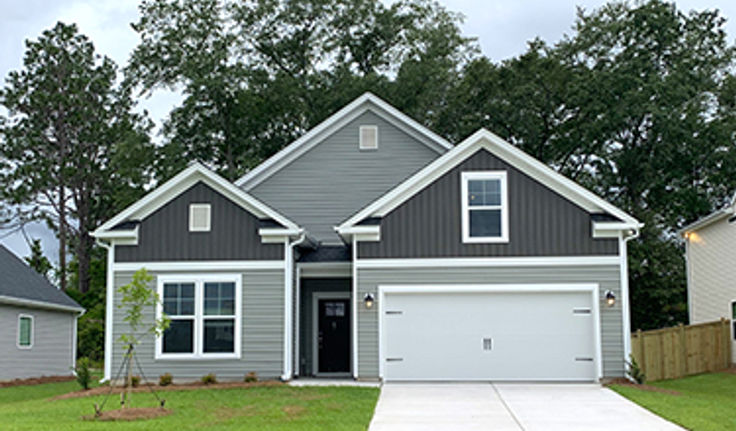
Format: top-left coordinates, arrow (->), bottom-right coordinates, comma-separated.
381,287 -> 599,381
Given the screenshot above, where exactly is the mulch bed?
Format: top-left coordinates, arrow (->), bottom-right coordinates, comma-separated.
0,375 -> 75,388
605,378 -> 681,395
84,407 -> 172,421
54,380 -> 283,400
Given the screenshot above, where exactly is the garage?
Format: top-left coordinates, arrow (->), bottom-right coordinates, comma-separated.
379,284 -> 600,381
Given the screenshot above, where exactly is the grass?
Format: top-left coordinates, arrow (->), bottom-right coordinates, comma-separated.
0,379 -> 379,431
610,372 -> 736,431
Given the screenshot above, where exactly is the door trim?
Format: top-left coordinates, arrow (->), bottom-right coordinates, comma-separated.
377,283 -> 602,382
312,291 -> 351,376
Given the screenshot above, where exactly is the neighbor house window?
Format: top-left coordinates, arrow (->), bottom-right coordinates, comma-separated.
461,171 -> 508,243
189,203 -> 211,232
17,314 -> 33,349
359,125 -> 378,150
732,301 -> 736,341
157,275 -> 241,359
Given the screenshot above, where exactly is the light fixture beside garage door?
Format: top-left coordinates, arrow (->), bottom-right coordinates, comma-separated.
363,293 -> 375,309
605,290 -> 616,307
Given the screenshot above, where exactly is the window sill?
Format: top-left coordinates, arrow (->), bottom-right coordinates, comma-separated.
155,353 -> 241,361
462,236 -> 509,244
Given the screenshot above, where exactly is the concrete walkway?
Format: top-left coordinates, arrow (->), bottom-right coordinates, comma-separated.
368,383 -> 685,431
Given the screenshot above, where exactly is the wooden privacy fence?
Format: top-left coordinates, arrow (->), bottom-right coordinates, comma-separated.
631,319 -> 732,382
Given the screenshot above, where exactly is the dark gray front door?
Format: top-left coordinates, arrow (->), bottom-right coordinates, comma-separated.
318,299 -> 350,373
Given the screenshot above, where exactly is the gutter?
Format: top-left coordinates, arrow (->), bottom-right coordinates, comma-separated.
282,230 -> 307,381
96,239 -> 114,383
621,227 -> 640,382
0,295 -> 84,314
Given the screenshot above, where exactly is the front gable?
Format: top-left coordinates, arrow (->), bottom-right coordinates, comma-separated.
358,148 -> 619,258
115,182 -> 284,262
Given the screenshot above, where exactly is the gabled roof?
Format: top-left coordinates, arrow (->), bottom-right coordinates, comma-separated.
93,162 -> 300,239
337,128 -> 641,234
235,92 -> 453,190
0,245 -> 83,313
680,192 -> 736,234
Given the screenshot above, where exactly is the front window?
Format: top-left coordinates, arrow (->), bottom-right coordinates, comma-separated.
732,301 -> 736,341
157,275 -> 241,359
17,315 -> 33,348
461,171 -> 508,243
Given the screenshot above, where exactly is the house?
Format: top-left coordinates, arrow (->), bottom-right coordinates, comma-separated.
0,244 -> 84,381
92,93 -> 641,383
681,195 -> 736,364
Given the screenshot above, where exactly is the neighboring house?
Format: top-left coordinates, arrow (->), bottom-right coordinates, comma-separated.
0,245 -> 84,381
93,93 -> 641,383
681,195 -> 736,364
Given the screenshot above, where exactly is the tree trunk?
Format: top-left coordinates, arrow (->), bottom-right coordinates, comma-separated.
76,193 -> 92,293
58,185 -> 67,291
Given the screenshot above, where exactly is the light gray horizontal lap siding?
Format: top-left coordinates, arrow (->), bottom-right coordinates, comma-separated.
248,110 -> 441,243
0,304 -> 75,380
116,182 -> 283,262
358,149 -> 618,258
356,265 -> 624,378
111,269 -> 284,380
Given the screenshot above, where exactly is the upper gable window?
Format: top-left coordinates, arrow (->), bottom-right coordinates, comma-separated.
461,171 -> 508,243
189,203 -> 211,232
359,125 -> 378,150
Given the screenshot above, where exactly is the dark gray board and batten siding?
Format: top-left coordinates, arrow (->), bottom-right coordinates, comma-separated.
358,149 -> 619,258
115,182 -> 283,262
247,110 -> 444,244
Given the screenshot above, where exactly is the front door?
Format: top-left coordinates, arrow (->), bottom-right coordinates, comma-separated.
318,299 -> 350,373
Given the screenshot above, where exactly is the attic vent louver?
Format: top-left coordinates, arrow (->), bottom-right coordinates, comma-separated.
359,125 -> 378,150
189,203 -> 211,232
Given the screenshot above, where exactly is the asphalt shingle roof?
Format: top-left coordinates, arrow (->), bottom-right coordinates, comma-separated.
0,245 -> 82,312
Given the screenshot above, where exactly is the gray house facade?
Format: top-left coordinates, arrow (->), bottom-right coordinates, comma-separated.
94,93 -> 641,382
0,245 -> 84,381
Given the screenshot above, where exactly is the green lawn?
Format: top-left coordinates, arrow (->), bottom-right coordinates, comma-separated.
610,372 -> 736,431
0,379 -> 379,431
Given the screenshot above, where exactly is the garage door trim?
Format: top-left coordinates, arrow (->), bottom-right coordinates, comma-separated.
377,283 -> 602,381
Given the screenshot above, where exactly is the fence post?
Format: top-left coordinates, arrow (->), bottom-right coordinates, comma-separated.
722,318 -> 730,368
678,323 -> 686,377
637,329 -> 645,377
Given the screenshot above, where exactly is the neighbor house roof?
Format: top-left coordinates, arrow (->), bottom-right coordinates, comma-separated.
235,92 -> 453,190
92,162 -> 302,241
337,128 -> 641,237
0,245 -> 83,313
680,192 -> 736,234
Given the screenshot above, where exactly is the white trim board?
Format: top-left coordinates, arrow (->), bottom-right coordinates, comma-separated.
235,92 -> 452,190
113,260 -> 285,272
311,291 -> 352,376
0,296 -> 85,314
92,162 -> 299,237
338,128 -> 641,233
355,256 -> 620,269
377,283 -> 603,382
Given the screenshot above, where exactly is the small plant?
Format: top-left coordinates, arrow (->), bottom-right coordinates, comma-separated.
74,357 -> 92,390
626,355 -> 646,384
201,373 -> 217,385
159,373 -> 173,386
244,372 -> 258,383
124,375 -> 141,388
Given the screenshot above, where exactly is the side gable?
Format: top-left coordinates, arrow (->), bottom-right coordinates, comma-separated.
235,92 -> 452,190
357,148 -> 619,258
115,182 -> 284,262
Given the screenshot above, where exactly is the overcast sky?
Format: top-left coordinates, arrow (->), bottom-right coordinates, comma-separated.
1,0 -> 735,261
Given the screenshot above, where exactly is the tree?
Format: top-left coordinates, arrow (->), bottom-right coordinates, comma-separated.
0,22 -> 154,293
24,238 -> 53,281
126,0 -> 476,181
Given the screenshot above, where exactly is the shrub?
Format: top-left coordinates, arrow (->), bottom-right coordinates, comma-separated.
124,375 -> 141,388
74,357 -> 92,390
244,372 -> 258,383
159,373 -> 173,386
626,355 -> 646,384
201,373 -> 217,385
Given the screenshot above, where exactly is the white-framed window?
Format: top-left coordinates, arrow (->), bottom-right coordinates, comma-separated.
359,125 -> 378,150
461,171 -> 509,243
17,314 -> 33,349
156,274 -> 241,360
189,203 -> 211,232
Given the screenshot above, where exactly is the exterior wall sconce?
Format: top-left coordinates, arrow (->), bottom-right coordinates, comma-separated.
364,293 -> 375,309
605,290 -> 616,307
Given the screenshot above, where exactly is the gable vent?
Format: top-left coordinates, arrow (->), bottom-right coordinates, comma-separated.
189,203 -> 211,232
359,125 -> 378,150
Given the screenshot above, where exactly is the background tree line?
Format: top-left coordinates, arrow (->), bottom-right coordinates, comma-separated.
1,0 -> 735,361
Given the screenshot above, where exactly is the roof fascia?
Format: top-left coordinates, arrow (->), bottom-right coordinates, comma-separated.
0,295 -> 84,313
235,92 -> 452,190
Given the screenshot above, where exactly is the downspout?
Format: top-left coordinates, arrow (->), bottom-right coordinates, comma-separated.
282,231 -> 307,381
96,238 -> 114,382
621,227 -> 640,379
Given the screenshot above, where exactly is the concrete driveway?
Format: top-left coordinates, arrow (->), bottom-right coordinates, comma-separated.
368,383 -> 685,431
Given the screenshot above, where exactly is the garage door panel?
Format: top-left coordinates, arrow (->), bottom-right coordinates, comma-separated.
382,290 -> 597,381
